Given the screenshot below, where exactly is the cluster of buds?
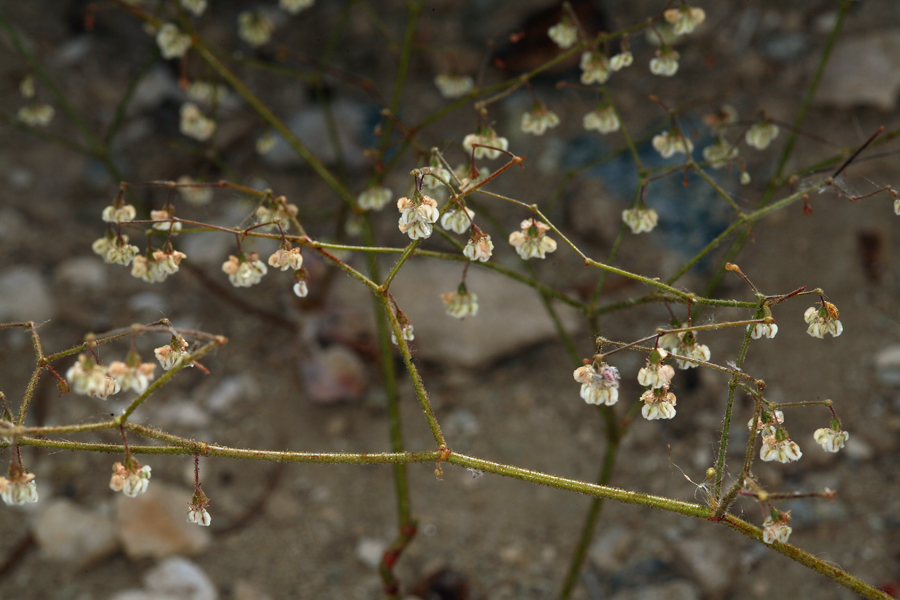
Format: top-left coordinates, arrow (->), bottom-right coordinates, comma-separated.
156,23 -> 192,59
0,465 -> 39,506
441,284 -> 479,319
745,121 -> 779,150
663,5 -> 706,36
652,130 -> 693,158
110,457 -> 152,498
580,51 -> 611,85
547,18 -> 577,49
398,191 -> 440,240
180,103 -> 216,141
508,218 -> 557,260
573,361 -> 620,406
521,106 -> 560,136
804,302 -> 842,338
462,126 -> 509,160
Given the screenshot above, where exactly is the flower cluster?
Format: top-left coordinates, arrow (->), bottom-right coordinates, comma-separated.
267,245 -> 303,271
760,427 -> 802,463
814,423 -> 849,452
652,130 -> 693,158
664,5 -> 706,35
671,332 -> 711,369
508,218 -> 557,260
156,23 -> 192,59
187,489 -> 212,526
462,127 -> 508,160
151,208 -> 181,233
102,203 -> 136,223
155,336 -> 190,371
583,105 -> 620,134
762,511 -> 792,545
441,285 -> 479,319
358,186 -> 393,211
255,200 -> 299,231
397,191 -> 440,240
750,320 -> 778,340
66,354 -> 120,399
650,49 -> 680,76
464,229 -> 494,262
93,235 -> 139,266
238,11 -> 275,47
186,81 -> 228,106
804,303 -> 842,338
702,138 -> 739,169
441,206 -> 474,234
548,19 -> 577,49
17,103 -> 55,127
622,208 -> 658,234
521,106 -> 560,136
181,0 -> 207,16
222,252 -> 268,287
132,249 -> 187,283
745,121 -> 779,150
0,467 -> 38,506
180,103 -> 216,141
573,362 -> 620,406
580,51 -> 610,85
637,349 -> 675,389
107,356 -> 157,394
110,459 -> 151,498
640,387 -> 677,420
434,74 -> 474,99
610,50 -> 633,71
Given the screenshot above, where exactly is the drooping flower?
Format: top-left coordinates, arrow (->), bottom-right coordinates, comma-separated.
156,23 -> 192,59
702,139 -> 739,169
107,357 -> 157,395
358,186 -> 393,211
187,488 -> 212,526
293,279 -> 309,297
280,0 -> 314,14
17,103 -> 55,126
462,126 -> 509,160
673,332 -> 711,369
640,387 -> 677,420
804,303 -> 842,338
508,218 -> 557,260
255,201 -> 299,231
622,208 -> 658,234
181,0 -> 207,16
610,50 -> 633,71
463,229 -> 493,262
652,130 -> 693,158
573,362 -> 620,406
19,75 -> 35,98
749,409 -> 785,439
750,321 -> 778,339
548,19 -> 577,49
521,106 -> 560,136
649,48 -> 680,76
151,209 -> 182,233
397,191 -> 440,240
745,121 -> 779,150
814,426 -> 849,452
66,354 -> 120,398
154,336 -> 190,371
580,51 -> 611,85
664,5 -> 706,35
760,429 -> 802,463
762,511 -> 792,545
222,252 -> 268,287
267,245 -> 303,271
130,248 -> 186,283
101,203 -> 137,223
110,459 -> 151,498
238,11 -> 275,47
441,285 -> 479,319
179,103 -> 216,141
97,236 -> 140,266
434,74 -> 474,99
637,349 -> 675,389
440,206 -> 475,234
391,316 -> 414,346
583,105 -> 620,134
0,467 -> 38,506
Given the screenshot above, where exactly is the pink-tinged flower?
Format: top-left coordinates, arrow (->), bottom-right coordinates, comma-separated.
760,431 -> 802,463
637,349 -> 675,389
762,511 -> 792,544
813,427 -> 849,452
154,336 -> 190,371
268,246 -> 303,271
463,229 -> 494,262
0,467 -> 38,506
462,126 -> 509,160
573,362 -> 620,406
151,209 -> 182,233
110,459 -> 151,498
107,358 -> 157,394
664,5 -> 706,35
640,387 -> 676,420
66,354 -> 120,398
804,303 -> 842,338
397,192 -> 440,240
441,286 -> 479,319
508,218 -> 557,260
222,252 -> 267,287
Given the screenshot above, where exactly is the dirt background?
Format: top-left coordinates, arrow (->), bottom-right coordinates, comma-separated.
0,1 -> 899,599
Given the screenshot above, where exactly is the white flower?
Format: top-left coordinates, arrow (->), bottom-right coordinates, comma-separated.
664,6 -> 706,35
187,506 -> 212,526
804,304 -> 842,338
110,461 -> 151,498
674,334 -> 711,369
749,409 -> 784,438
154,337 -> 189,371
652,131 -> 693,158
762,513 -> 792,545
508,218 -> 557,260
131,251 -> 184,283
397,192 -> 440,240
152,249 -> 187,277
462,128 -> 508,160
441,288 -> 479,319
750,322 -> 778,339
610,51 -> 633,71
107,360 -> 157,394
640,388 -> 677,420
255,203 -> 298,231
434,74 -> 474,99
440,206 -> 475,234
187,81 -> 228,105
760,434 -> 802,463
573,363 -> 620,406
17,103 -> 54,126
0,472 -> 38,506
463,231 -> 494,262
103,238 -> 140,266
151,209 -> 181,233
222,252 -> 268,287
521,107 -> 560,136
280,0 -> 314,14
181,0 -> 207,16
650,49 -> 680,76
101,203 -> 137,223
358,186 -> 392,211
293,279 -> 309,297
745,122 -> 779,150
895,198 -> 900,216
702,139 -> 739,168
421,166 -> 451,190
156,23 -> 192,59
180,103 -> 216,141
740,171 -> 751,185
622,208 -> 658,234
238,11 -> 275,47
267,246 -> 303,271
814,427 -> 849,452
583,106 -> 620,134
391,322 -> 414,346
580,51 -> 610,85
548,20 -> 577,49
66,355 -> 120,398
637,349 -> 675,389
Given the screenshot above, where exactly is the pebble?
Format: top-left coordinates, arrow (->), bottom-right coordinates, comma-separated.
55,257 -> 109,291
816,30 -> 900,111
874,344 -> 900,385
30,499 -> 118,566
0,266 -> 54,322
589,527 -> 634,571
115,483 -> 211,559
298,343 -> 368,403
110,557 -> 218,600
671,537 -> 738,599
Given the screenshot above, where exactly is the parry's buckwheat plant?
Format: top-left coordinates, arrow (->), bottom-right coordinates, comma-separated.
1,1 -> 898,598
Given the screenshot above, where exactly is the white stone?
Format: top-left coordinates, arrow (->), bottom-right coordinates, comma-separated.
31,499 -> 118,565
115,483 -> 211,559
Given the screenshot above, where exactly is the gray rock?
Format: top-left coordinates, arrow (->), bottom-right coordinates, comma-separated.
816,30 -> 900,111
874,344 -> 900,385
671,537 -> 738,599
115,482 -> 211,559
143,557 -> 217,600
588,527 -> 635,571
298,343 -> 368,403
31,499 -> 118,566
55,257 -> 109,291
0,266 -> 54,322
